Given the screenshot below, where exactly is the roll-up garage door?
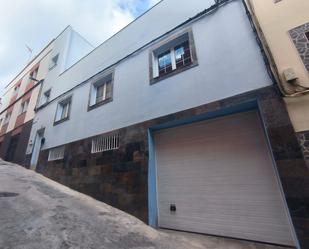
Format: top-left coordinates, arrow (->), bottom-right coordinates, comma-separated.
154,111 -> 294,246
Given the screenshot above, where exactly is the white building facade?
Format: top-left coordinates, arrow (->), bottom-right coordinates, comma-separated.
26,0 -> 308,248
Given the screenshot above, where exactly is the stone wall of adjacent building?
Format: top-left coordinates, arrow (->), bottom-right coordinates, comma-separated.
296,131 -> 309,169
289,22 -> 309,73
35,86 -> 309,247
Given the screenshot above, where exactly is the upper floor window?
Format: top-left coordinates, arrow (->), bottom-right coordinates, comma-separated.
150,30 -> 197,84
54,96 -> 71,125
49,53 -> 59,70
88,72 -> 113,111
19,100 -> 29,115
3,112 -> 11,125
13,84 -> 20,96
158,51 -> 173,76
41,89 -> 51,106
29,67 -> 39,83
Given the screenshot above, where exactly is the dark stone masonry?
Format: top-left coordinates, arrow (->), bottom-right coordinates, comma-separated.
289,22 -> 309,73
296,131 -> 309,169
0,120 -> 33,166
35,85 -> 309,248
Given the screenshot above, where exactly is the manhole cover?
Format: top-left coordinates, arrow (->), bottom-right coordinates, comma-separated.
0,192 -> 19,197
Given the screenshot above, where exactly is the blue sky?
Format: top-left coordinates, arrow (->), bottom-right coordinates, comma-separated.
0,0 -> 160,95
118,0 -> 156,17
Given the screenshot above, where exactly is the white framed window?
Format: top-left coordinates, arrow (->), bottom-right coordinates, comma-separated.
3,112 -> 11,125
88,72 -> 113,110
150,30 -> 197,83
54,96 -> 71,124
48,145 -> 65,161
91,133 -> 119,153
29,67 -> 39,83
49,54 -> 59,70
41,89 -> 51,106
157,40 -> 191,77
19,100 -> 30,115
13,84 -> 20,96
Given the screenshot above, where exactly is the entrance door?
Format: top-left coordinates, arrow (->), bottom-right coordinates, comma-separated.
30,130 -> 44,170
5,134 -> 20,162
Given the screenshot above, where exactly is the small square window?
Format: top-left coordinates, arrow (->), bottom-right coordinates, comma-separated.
48,145 -> 65,161
49,54 -> 59,70
91,133 -> 120,153
150,30 -> 197,84
305,31 -> 309,42
54,96 -> 71,125
88,72 -> 113,110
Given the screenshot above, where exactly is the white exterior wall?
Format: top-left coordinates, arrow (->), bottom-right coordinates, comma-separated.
30,0 -> 272,151
41,26 -> 94,100
64,31 -> 94,71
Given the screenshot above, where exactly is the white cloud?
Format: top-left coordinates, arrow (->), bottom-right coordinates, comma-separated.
0,0 -> 160,96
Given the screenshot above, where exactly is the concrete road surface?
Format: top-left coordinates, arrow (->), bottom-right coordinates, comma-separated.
0,160 -> 288,249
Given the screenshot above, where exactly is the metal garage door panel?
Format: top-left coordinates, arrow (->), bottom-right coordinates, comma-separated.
154,111 -> 294,246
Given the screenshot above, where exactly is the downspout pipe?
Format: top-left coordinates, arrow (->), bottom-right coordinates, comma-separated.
240,0 -> 278,85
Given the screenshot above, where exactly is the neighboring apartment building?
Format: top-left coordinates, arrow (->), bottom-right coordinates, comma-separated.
0,41 -> 54,165
25,0 -> 308,247
245,1 -> 309,247
0,26 -> 93,166
246,0 -> 309,165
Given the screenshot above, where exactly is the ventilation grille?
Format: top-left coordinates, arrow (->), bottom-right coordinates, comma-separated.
91,133 -> 120,153
48,146 -> 65,161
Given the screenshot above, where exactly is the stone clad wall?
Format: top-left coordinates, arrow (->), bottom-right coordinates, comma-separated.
289,22 -> 309,73
0,120 -> 33,166
37,127 -> 149,222
296,131 -> 309,169
35,86 -> 309,247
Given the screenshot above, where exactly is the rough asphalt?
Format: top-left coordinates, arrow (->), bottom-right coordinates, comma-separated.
0,160 -> 287,249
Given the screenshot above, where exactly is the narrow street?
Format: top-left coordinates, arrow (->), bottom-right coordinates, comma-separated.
0,160 -> 287,249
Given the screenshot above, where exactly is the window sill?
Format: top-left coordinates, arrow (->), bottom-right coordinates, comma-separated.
53,116 -> 69,126
150,61 -> 198,85
87,98 -> 113,112
17,112 -> 27,117
49,64 -> 57,71
35,102 -> 49,111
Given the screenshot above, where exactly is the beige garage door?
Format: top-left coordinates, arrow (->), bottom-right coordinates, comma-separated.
154,111 -> 295,246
